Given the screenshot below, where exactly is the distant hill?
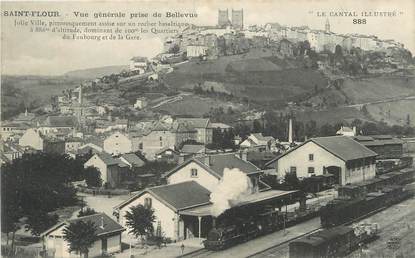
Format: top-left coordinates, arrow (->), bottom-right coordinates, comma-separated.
64,65 -> 128,79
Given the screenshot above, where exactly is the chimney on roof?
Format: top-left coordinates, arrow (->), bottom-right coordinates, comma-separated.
204,155 -> 211,166
238,150 -> 247,161
178,154 -> 185,164
288,118 -> 293,143
100,216 -> 104,230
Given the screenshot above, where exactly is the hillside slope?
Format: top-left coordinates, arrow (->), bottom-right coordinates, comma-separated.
165,55 -> 327,104
64,65 -> 128,79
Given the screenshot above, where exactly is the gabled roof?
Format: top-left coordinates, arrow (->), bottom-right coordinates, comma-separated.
152,121 -> 171,132
78,143 -> 103,154
164,153 -> 260,179
181,144 -> 205,154
175,118 -> 210,129
131,56 -> 148,62
353,135 -> 404,146
311,136 -> 377,161
94,152 -> 125,166
251,133 -> 274,143
265,136 -> 376,167
115,181 -> 211,211
337,126 -> 354,133
121,153 -> 145,167
210,122 -> 232,129
41,212 -> 124,237
155,147 -> 179,155
43,116 -> 77,128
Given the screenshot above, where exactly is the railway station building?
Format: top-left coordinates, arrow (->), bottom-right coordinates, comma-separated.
114,153 -> 302,241
265,136 -> 378,185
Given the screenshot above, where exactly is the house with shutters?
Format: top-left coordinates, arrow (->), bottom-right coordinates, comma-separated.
84,152 -> 128,187
41,213 -> 125,258
240,133 -> 275,151
114,181 -> 211,241
38,115 -> 78,135
103,131 -> 144,156
114,153 -> 298,242
264,136 -> 377,185
19,128 -> 66,154
164,153 -> 269,192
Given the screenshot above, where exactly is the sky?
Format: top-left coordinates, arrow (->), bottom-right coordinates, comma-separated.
1,0 -> 414,75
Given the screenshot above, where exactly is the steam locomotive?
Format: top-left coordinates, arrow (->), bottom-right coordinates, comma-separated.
203,210 -> 285,250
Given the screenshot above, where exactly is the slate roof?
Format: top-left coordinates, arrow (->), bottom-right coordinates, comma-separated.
175,118 -> 210,129
193,153 -> 260,177
116,181 -> 211,211
41,213 -> 124,237
310,136 -> 377,161
181,144 -> 205,154
251,133 -> 274,143
265,136 -> 377,167
121,153 -> 145,167
95,152 -> 127,167
353,135 -> 404,146
43,116 -> 77,127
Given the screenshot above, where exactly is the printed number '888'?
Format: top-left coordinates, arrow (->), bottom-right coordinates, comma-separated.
353,19 -> 367,24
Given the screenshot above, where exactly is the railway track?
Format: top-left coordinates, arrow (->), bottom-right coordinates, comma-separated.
248,196 -> 413,258
246,228 -> 322,258
179,247 -> 214,258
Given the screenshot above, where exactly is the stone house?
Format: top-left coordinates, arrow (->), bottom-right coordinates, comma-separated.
41,213 -> 124,258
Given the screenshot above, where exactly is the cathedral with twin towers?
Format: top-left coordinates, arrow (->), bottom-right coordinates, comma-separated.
218,8 -> 243,30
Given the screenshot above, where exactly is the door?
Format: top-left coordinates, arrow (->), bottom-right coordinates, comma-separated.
326,166 -> 342,185
102,238 -> 107,255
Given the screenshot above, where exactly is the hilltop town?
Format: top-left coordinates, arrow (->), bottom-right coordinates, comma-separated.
1,8 -> 415,258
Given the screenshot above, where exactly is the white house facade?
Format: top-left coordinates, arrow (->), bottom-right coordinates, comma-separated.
265,136 -> 377,185
104,132 -> 132,155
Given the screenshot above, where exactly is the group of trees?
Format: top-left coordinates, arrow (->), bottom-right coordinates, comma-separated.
207,129 -> 237,150
233,111 -> 415,144
1,153 -> 102,247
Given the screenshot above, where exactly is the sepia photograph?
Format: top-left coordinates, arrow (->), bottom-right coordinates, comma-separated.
1,0 -> 414,257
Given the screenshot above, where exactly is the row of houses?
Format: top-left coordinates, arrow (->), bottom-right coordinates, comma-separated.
102,118 -> 213,159
37,133 -> 410,257
112,134 -> 389,243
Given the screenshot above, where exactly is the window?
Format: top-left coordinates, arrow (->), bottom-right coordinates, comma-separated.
308,167 -> 315,174
309,154 -> 314,161
191,168 -> 198,177
290,166 -> 297,174
144,197 -> 152,209
159,136 -> 162,141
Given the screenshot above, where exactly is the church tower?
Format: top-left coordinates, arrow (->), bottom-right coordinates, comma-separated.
325,18 -> 330,33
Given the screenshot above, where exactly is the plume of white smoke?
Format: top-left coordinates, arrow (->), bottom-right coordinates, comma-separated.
210,168 -> 254,217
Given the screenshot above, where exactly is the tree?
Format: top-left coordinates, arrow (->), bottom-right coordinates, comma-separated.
25,211 -> 58,236
1,153 -> 91,238
77,208 -> 97,218
125,204 -> 155,240
169,44 -> 180,54
84,167 -> 102,187
284,171 -> 300,189
63,220 -> 97,258
335,45 -> 343,58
